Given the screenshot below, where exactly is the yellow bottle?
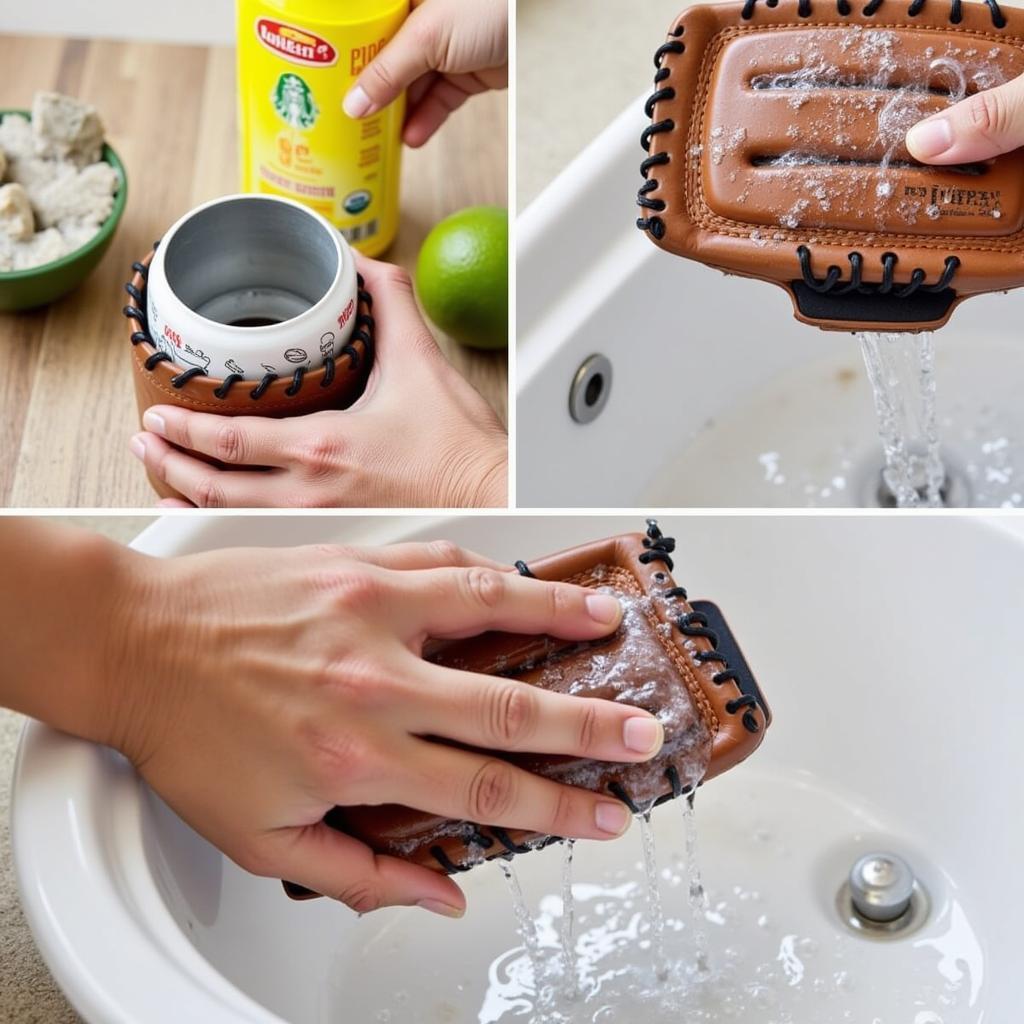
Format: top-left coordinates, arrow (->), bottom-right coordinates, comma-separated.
236,0 -> 408,256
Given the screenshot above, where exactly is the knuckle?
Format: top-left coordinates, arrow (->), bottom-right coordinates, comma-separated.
380,263 -> 414,294
214,422 -> 246,464
576,702 -> 599,755
550,785 -> 580,837
192,475 -> 228,508
464,566 -> 505,609
467,759 -> 517,822
293,435 -> 344,479
329,569 -> 382,609
314,656 -> 391,709
407,12 -> 444,63
171,416 -> 192,452
968,89 -> 1008,138
366,56 -> 399,97
334,880 -> 382,914
299,719 -> 376,787
486,683 -> 538,747
546,583 -> 577,620
425,538 -> 465,567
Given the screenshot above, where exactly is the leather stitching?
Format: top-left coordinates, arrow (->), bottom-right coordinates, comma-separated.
564,564 -> 721,738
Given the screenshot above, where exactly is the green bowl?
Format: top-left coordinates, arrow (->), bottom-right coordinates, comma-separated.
0,109 -> 127,312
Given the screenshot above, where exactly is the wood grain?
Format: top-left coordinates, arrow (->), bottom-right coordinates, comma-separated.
0,35 -> 508,508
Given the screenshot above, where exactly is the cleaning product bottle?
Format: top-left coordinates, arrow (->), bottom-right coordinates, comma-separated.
236,0 -> 408,257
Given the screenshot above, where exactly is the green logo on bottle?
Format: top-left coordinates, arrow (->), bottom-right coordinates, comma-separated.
272,73 -> 319,129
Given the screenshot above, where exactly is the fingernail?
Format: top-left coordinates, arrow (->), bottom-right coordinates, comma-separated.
907,117 -> 953,159
585,593 -> 622,626
129,434 -> 146,460
343,85 -> 373,119
142,409 -> 166,435
623,716 -> 664,756
417,898 -> 465,919
595,801 -> 630,836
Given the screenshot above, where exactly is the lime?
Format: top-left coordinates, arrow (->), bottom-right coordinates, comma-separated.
416,206 -> 508,350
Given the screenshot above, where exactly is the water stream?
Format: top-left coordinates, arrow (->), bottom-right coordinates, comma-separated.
857,330 -> 945,507
638,811 -> 670,983
559,840 -> 578,998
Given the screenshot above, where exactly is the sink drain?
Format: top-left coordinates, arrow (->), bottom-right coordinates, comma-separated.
837,852 -> 929,940
858,448 -> 972,508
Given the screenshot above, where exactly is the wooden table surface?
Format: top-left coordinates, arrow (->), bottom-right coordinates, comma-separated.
0,35 -> 508,508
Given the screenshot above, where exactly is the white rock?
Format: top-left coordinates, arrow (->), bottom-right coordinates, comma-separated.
0,113 -> 34,161
11,227 -> 67,270
31,91 -> 104,166
0,182 -> 36,242
32,160 -> 118,230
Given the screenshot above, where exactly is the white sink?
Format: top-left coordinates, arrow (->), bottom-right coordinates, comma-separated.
12,514 -> 1021,1022
517,100 -> 1024,508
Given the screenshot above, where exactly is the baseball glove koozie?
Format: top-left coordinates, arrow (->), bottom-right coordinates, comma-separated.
284,520 -> 771,899
637,0 -> 1024,331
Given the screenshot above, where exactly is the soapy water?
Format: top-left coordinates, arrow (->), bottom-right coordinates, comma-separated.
332,770 -> 984,1024
857,331 -> 944,508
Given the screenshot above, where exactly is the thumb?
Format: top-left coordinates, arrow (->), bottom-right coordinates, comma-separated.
906,72 -> 1024,163
343,4 -> 448,119
273,823 -> 467,917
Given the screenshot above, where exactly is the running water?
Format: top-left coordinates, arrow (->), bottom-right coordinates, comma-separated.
682,795 -> 711,976
638,812 -> 669,983
499,860 -> 543,988
559,840 -> 578,997
857,330 -> 945,507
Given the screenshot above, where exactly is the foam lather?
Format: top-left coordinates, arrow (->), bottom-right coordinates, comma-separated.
637,0 -> 1024,331
283,520 -> 770,899
122,250 -> 374,501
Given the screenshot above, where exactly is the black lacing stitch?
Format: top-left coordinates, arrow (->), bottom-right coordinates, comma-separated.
464,828 -> 495,851
678,611 -> 760,733
491,828 -> 532,855
638,518 -> 675,571
862,0 -> 1006,25
430,846 -> 472,873
514,559 -> 535,578
607,781 -> 640,813
636,25 -> 684,240
250,372 -> 278,400
284,366 -> 305,397
213,374 -> 244,399
796,245 -> 960,298
171,367 -> 206,389
121,260 -> 375,400
644,519 -> 761,736
665,764 -> 695,799
144,351 -> 171,371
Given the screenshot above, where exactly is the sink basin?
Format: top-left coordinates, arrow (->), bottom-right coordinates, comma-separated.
516,100 -> 1024,508
12,514 -> 1021,1022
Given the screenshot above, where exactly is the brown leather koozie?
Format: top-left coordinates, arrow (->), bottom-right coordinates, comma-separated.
284,520 -> 770,898
122,251 -> 374,500
637,0 -> 1024,331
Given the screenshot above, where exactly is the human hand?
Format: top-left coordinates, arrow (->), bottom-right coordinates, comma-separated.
130,254 -> 507,508
343,0 -> 508,147
101,541 -> 663,915
906,71 -> 1024,162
